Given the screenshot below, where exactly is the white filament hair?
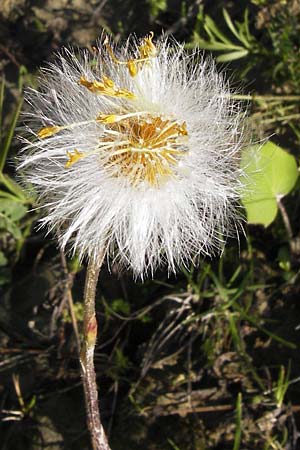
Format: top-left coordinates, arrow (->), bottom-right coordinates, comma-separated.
19,35 -> 245,277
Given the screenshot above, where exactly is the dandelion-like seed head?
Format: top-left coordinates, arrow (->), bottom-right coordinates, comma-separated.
20,32 -> 244,276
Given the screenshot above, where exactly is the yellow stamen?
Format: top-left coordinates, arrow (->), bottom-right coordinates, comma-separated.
103,37 -> 123,64
102,75 -> 114,88
38,126 -> 62,139
96,111 -> 148,125
139,31 -> 157,59
38,118 -> 103,139
96,114 -> 118,124
179,122 -> 188,136
101,114 -> 188,187
79,76 -> 136,99
127,59 -> 138,77
65,149 -> 85,168
104,32 -> 157,77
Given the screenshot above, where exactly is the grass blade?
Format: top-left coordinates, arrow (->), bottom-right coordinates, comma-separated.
0,95 -> 23,173
223,9 -> 242,43
168,439 -> 182,450
205,15 -> 233,45
0,77 -> 5,143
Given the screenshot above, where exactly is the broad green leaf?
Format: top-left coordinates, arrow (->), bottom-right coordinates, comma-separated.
0,198 -> 27,221
0,216 -> 22,239
241,141 -> 299,226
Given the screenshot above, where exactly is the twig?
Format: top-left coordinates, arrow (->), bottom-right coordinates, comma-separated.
277,196 -> 293,242
0,44 -> 21,68
164,0 -> 202,36
151,403 -> 233,416
92,0 -> 109,18
151,402 -> 300,417
80,254 -> 111,450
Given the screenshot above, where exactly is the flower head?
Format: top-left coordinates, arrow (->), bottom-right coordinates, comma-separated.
20,33 -> 244,276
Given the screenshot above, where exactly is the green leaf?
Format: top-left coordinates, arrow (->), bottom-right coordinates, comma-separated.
223,9 -> 252,49
216,49 -> 249,62
148,0 -> 167,17
111,298 -> 130,315
192,34 -> 243,51
204,15 -> 233,45
0,216 -> 22,239
277,246 -> 291,272
203,42 -> 243,52
0,173 -> 27,201
0,190 -> 21,202
243,9 -> 251,42
223,9 -> 241,42
241,141 -> 299,227
0,198 -> 27,220
114,348 -> 129,370
0,198 -> 27,239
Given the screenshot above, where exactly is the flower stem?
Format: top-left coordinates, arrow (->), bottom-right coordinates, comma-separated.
80,255 -> 111,450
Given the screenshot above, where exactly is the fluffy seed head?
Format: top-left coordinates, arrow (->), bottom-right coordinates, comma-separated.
19,33 -> 244,277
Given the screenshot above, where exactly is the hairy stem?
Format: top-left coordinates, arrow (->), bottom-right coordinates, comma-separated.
80,254 -> 111,450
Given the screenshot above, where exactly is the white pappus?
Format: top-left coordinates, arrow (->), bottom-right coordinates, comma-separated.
19,32 -> 245,277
